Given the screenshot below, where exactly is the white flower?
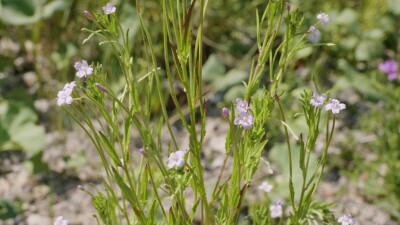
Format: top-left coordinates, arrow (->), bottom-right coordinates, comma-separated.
310,92 -> 326,108
325,98 -> 346,114
337,213 -> 356,225
309,26 -> 321,43
102,3 -> 116,14
57,81 -> 76,106
317,12 -> 329,25
270,201 -> 283,218
74,60 -> 93,78
258,181 -> 273,193
54,216 -> 68,225
167,150 -> 186,169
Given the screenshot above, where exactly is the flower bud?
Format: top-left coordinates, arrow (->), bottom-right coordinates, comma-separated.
84,10 -> 94,21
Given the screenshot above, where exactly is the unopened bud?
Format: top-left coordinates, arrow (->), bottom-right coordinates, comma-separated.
285,2 -> 290,11
221,107 -> 229,119
274,93 -> 280,102
95,83 -> 108,93
84,10 -> 94,21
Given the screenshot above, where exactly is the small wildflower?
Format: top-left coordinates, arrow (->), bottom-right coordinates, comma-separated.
102,3 -> 116,14
337,213 -> 356,225
309,26 -> 321,43
270,201 -> 283,218
54,216 -> 68,225
74,60 -> 93,78
317,12 -> 329,25
139,148 -> 146,156
258,181 -> 273,193
387,73 -> 398,80
234,112 -> 254,129
325,98 -> 346,114
57,81 -> 76,106
221,107 -> 229,119
167,150 -> 186,169
83,10 -> 93,21
235,98 -> 249,114
310,92 -> 326,108
379,60 -> 399,80
379,60 -> 398,74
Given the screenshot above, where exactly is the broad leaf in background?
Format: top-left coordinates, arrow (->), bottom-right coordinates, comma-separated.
0,101 -> 45,155
0,0 -> 71,25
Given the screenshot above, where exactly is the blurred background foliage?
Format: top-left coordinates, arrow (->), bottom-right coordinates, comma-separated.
0,0 -> 399,222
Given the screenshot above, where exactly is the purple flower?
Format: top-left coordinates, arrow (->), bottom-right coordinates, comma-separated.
258,181 -> 273,193
337,213 -> 356,225
234,112 -> 254,129
325,98 -> 346,114
74,60 -> 93,78
57,81 -> 76,106
270,201 -> 283,218
236,98 -> 249,114
167,150 -> 186,169
102,3 -> 116,14
310,92 -> 326,108
379,60 -> 398,74
317,12 -> 329,25
387,73 -> 398,80
222,107 -> 229,118
308,26 -> 321,43
54,216 -> 68,225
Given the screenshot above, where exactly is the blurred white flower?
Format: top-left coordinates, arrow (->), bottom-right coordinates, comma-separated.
317,12 -> 329,25
258,181 -> 273,193
102,3 -> 116,14
310,92 -> 326,108
309,26 -> 321,43
54,216 -> 68,225
57,81 -> 76,106
337,213 -> 356,225
270,201 -> 283,218
167,150 -> 186,169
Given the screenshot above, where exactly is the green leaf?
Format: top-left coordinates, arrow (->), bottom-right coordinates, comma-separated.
0,0 -> 43,25
212,69 -> 248,92
202,54 -> 226,82
0,198 -> 23,220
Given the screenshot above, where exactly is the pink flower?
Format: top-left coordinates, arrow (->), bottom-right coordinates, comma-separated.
54,216 -> 68,225
270,201 -> 283,218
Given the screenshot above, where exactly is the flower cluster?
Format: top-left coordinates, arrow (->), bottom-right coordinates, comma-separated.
258,181 -> 273,193
167,150 -> 186,169
310,92 -> 346,114
56,59 -> 93,106
270,201 -> 283,218
54,216 -> 68,225
379,59 -> 399,80
337,213 -> 356,225
57,81 -> 76,106
234,98 -> 254,129
308,12 -> 329,43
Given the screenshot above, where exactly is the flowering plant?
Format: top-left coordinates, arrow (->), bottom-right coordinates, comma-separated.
55,2 -> 347,225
